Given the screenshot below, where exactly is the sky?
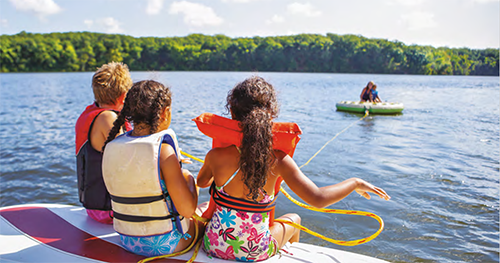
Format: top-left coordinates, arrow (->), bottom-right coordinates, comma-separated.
0,0 -> 499,49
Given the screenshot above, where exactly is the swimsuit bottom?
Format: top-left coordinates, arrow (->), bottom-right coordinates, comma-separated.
86,209 -> 113,224
203,204 -> 279,262
119,228 -> 188,257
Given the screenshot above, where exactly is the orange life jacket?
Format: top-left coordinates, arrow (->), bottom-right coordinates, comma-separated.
193,113 -> 302,225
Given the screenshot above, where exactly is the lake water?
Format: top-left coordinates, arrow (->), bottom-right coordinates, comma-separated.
0,71 -> 498,263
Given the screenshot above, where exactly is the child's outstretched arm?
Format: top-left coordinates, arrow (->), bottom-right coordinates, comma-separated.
277,153 -> 390,208
161,144 -> 198,218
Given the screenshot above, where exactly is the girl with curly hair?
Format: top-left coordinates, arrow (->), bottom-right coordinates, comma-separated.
197,76 -> 390,261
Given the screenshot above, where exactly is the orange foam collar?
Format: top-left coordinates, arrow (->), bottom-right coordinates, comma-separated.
193,113 -> 302,157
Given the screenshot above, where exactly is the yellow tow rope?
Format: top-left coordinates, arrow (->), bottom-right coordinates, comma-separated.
272,110 -> 384,246
299,110 -> 369,169
275,186 -> 384,246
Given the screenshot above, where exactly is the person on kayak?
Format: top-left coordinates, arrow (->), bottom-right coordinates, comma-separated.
75,62 -> 133,224
360,81 -> 374,102
197,76 -> 391,261
102,80 -> 201,257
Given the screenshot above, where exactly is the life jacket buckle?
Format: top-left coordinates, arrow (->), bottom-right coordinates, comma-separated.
170,214 -> 183,221
162,191 -> 170,200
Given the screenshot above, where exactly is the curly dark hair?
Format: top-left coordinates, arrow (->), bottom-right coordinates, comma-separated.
226,76 -> 279,201
103,80 -> 172,150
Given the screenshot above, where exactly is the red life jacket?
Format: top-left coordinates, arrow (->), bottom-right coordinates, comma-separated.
193,113 -> 302,225
76,103 -> 105,154
75,103 -> 131,210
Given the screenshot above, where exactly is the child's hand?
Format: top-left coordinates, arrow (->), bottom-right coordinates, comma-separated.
355,179 -> 391,201
181,158 -> 192,164
179,148 -> 192,164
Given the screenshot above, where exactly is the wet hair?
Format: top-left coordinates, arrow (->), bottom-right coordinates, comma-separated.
226,76 -> 279,201
103,80 -> 172,150
365,81 -> 374,89
92,62 -> 132,106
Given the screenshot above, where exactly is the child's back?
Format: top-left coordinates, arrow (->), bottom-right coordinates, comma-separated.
102,80 -> 199,257
75,62 -> 132,224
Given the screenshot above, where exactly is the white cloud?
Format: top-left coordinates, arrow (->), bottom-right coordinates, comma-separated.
1,19 -> 8,27
401,11 -> 437,30
146,0 -> 164,15
83,19 -> 93,28
84,17 -> 124,34
470,0 -> 499,3
168,1 -> 223,27
221,0 -> 260,2
287,2 -> 322,17
99,17 -> 124,33
386,0 -> 427,6
266,15 -> 285,25
8,0 -> 62,19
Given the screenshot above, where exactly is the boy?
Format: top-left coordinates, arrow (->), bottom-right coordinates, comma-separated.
75,62 -> 132,224
371,85 -> 382,103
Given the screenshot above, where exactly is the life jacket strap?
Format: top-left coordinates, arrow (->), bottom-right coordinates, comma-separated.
110,191 -> 170,205
210,183 -> 277,213
113,211 -> 183,223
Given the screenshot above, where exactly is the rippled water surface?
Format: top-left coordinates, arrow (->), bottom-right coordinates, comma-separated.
1,72 -> 498,262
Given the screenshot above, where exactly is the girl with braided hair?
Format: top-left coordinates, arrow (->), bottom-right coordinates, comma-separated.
102,80 -> 199,257
197,76 -> 390,261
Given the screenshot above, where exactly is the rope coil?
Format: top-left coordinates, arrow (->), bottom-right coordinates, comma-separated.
277,185 -> 384,246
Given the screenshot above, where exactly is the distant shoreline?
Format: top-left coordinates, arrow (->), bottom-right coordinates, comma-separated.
1,31 -> 498,76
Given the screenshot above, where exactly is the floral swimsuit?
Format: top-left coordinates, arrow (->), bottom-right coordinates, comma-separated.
202,169 -> 279,262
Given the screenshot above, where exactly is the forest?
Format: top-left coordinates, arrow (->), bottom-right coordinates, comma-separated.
1,31 -> 498,75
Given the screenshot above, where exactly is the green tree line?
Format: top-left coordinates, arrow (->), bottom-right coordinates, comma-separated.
1,31 -> 498,75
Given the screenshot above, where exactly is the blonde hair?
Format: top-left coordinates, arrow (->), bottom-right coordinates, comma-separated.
92,62 -> 132,105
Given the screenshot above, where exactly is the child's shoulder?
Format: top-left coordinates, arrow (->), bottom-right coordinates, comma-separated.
207,145 -> 238,163
273,149 -> 288,159
95,110 -> 119,125
210,145 -> 237,155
